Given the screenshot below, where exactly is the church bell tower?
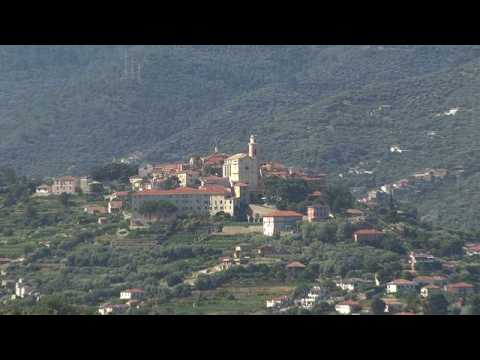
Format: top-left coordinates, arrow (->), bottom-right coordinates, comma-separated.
248,134 -> 257,159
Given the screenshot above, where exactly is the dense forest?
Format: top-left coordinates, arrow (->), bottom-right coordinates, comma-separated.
2,45 -> 480,229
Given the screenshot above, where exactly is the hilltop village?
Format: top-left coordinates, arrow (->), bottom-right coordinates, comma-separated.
0,135 -> 480,315
34,135 -> 328,237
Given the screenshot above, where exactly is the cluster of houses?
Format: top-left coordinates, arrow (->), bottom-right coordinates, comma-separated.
359,167 -> 451,205
30,135 -> 335,238
129,136 -> 264,227
127,136 -> 330,232
266,285 -> 326,312
264,249 -> 479,315
35,176 -> 102,196
0,276 -> 41,303
98,288 -> 145,315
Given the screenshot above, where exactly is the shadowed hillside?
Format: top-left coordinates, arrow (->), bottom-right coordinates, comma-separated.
2,45 -> 480,229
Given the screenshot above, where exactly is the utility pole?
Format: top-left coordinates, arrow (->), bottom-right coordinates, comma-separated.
123,48 -> 129,80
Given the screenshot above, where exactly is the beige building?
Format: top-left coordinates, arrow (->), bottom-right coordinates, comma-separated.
51,176 -> 78,195
222,135 -> 259,193
263,210 -> 304,237
131,187 -> 236,220
307,204 -> 330,222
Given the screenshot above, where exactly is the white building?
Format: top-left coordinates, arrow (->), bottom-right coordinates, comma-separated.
120,288 -> 145,301
335,278 -> 372,292
15,279 -> 32,299
335,300 -> 361,315
266,296 -> 290,310
420,284 -> 442,298
98,303 -> 129,315
386,279 -> 417,295
298,286 -> 326,310
263,210 -> 304,237
35,184 -> 51,196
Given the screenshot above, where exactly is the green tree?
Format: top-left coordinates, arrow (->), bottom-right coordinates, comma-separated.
91,162 -> 137,183
138,200 -> 178,219
160,176 -> 180,190
469,295 -> 480,315
263,177 -> 310,207
59,193 -> 71,208
423,294 -> 449,315
301,222 -> 337,243
165,272 -> 183,287
325,184 -> 354,213
371,297 -> 386,315
24,202 -> 37,222
336,221 -> 355,242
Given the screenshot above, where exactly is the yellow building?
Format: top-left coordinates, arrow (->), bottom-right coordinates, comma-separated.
131,187 -> 236,220
222,135 -> 259,193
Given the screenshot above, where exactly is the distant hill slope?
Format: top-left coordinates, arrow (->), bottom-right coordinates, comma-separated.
2,45 -> 480,229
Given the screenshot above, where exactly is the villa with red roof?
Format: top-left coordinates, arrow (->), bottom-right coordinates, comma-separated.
262,210 -> 304,236
353,229 -> 384,243
108,200 -> 124,214
445,282 -> 475,296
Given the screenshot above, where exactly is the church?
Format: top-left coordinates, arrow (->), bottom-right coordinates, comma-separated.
222,135 -> 260,197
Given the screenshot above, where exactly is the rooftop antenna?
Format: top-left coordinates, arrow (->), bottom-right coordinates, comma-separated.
137,63 -> 142,83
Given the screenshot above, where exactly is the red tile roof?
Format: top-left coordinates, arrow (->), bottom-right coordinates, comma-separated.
414,275 -> 447,283
124,288 -> 144,293
301,176 -> 326,181
388,279 -> 416,286
447,282 -> 474,289
465,243 -> 480,252
346,209 -> 365,216
56,176 -> 76,181
287,261 -> 306,268
113,191 -> 129,197
264,210 -> 304,218
109,200 -> 123,208
203,153 -> 229,166
338,300 -> 361,307
309,191 -> 323,197
233,182 -> 249,187
199,185 -> 232,194
423,284 -> 441,289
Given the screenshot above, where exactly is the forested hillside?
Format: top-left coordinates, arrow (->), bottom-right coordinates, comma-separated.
1,45 -> 480,229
